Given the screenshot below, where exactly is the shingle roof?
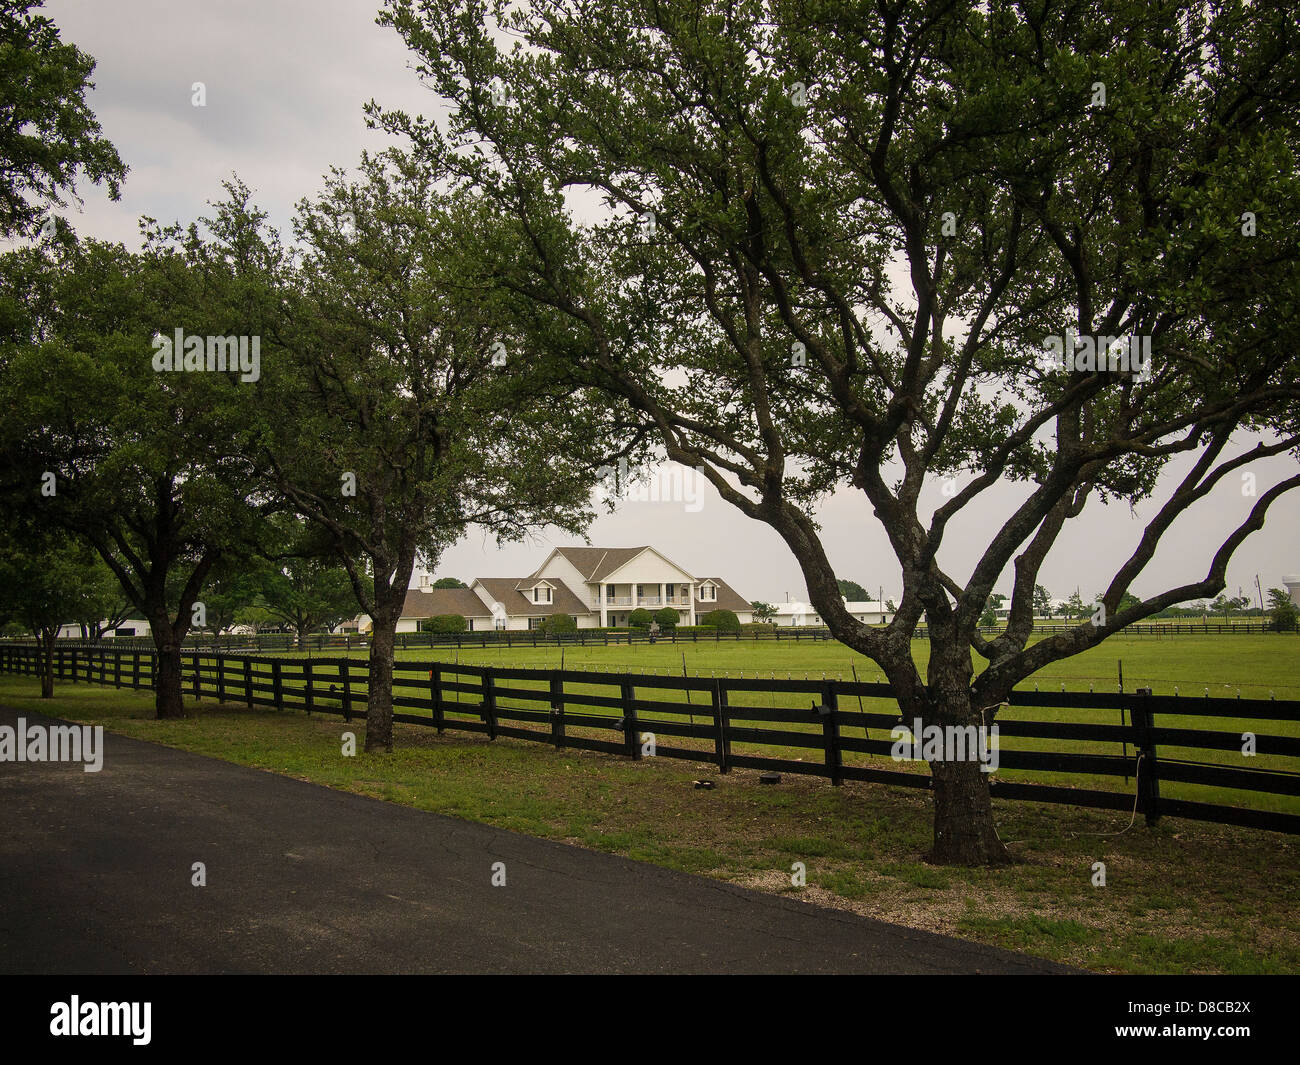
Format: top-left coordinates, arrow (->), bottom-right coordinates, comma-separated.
549,546 -> 651,582
695,578 -> 751,614
399,588 -> 493,619
474,577 -> 593,617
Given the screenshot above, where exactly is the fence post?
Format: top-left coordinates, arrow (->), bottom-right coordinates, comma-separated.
192,653 -> 201,700
1129,687 -> 1161,825
132,651 -> 140,690
819,684 -> 843,786
273,659 -> 284,712
216,653 -> 226,703
550,674 -> 565,749
113,649 -> 121,688
341,659 -> 352,723
244,658 -> 253,709
303,659 -> 313,715
620,679 -> 640,759
482,670 -> 498,740
712,679 -> 731,773
431,667 -> 444,733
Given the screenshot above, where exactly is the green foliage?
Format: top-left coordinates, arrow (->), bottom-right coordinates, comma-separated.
627,608 -> 654,629
0,1 -> 127,237
1033,585 -> 1053,618
1268,589 -> 1298,633
432,577 -> 467,588
542,612 -> 577,635
751,601 -> 777,623
423,614 -> 467,634
652,607 -> 678,629
700,609 -> 740,633
836,579 -> 868,601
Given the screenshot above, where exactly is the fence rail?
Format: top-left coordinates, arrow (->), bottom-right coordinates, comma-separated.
12,618 -> 1294,655
3,643 -> 1297,836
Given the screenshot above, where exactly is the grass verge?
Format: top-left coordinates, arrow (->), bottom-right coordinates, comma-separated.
3,674 -> 1296,974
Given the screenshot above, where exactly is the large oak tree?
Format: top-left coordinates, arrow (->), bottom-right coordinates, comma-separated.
376,0 -> 1300,862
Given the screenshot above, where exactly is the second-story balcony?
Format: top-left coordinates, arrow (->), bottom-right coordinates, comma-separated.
593,596 -> 635,607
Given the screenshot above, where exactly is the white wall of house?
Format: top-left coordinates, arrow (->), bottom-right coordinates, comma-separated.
594,549 -> 696,625
771,600 -> 893,626
536,553 -> 590,596
54,619 -> 151,639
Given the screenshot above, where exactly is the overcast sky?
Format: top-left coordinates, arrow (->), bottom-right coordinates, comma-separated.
31,0 -> 1300,607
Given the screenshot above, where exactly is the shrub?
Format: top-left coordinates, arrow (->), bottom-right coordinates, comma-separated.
652,607 -> 679,629
423,614 -> 467,634
700,608 -> 740,633
542,612 -> 576,634
627,608 -> 654,628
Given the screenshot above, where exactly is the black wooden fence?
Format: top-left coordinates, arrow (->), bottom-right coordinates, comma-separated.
16,617 -> 1293,655
3,643 -> 1298,836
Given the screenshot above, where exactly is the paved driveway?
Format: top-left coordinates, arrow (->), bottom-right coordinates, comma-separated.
0,706 -> 1078,974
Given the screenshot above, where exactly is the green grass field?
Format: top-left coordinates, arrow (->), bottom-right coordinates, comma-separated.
379,630 -> 1300,700
244,633 -> 1298,816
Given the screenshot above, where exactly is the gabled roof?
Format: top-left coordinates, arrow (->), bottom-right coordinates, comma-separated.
544,546 -> 650,582
474,577 -> 592,617
694,577 -> 751,613
400,588 -> 493,619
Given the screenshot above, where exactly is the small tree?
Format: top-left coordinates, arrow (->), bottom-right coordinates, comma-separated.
751,601 -> 777,623
432,577 -> 467,588
0,530 -> 105,697
700,609 -> 740,633
652,607 -> 678,630
1033,585 -> 1053,619
1267,589 -> 1298,633
627,608 -> 654,629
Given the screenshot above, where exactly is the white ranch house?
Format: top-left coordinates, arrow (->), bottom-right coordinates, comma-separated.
356,546 -> 753,632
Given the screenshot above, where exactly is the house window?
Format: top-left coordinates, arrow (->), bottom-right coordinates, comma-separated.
700,584 -> 716,602
528,616 -> 545,630
534,586 -> 551,604
467,619 -> 474,631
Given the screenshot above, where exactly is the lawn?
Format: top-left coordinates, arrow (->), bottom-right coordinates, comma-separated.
2,665 -> 1298,975
216,633 -> 1299,815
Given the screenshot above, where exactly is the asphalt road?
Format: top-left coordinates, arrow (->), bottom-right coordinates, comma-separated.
0,705 -> 1078,974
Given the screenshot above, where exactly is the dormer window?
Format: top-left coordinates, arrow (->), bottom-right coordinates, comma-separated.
699,583 -> 717,603
533,584 -> 552,604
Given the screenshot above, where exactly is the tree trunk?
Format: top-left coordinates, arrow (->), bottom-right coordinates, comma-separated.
925,686 -> 1011,866
153,638 -> 186,719
365,621 -> 396,752
929,758 -> 1010,865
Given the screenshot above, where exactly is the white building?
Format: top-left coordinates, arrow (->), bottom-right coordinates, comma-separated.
1284,575 -> 1300,607
770,599 -> 895,626
55,618 -> 151,639
357,545 -> 754,632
